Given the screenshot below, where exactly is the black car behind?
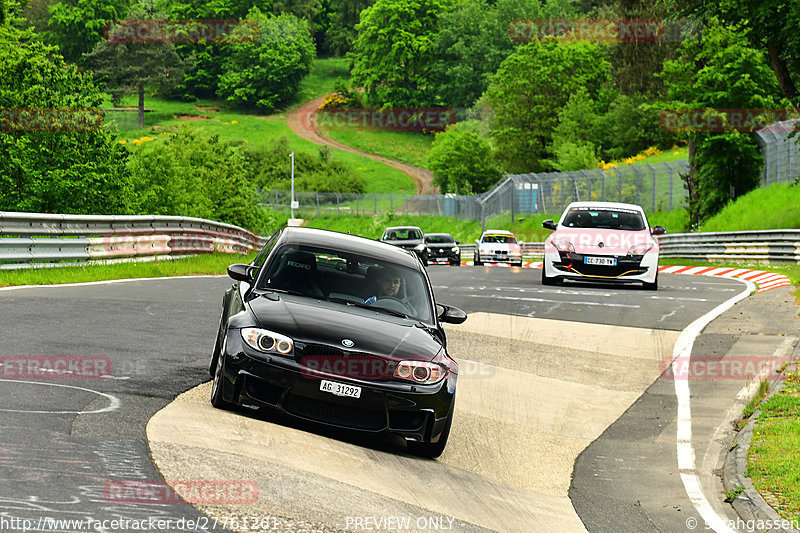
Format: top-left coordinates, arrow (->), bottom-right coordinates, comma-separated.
424,233 -> 461,266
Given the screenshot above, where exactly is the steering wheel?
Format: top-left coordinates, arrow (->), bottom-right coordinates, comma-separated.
374,296 -> 414,315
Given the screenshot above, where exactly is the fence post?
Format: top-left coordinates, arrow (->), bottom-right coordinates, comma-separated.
632,165 -> 640,205
510,179 -> 515,223
336,193 -> 340,216
356,196 -> 359,215
374,194 -> 377,215
316,192 -> 320,216
648,163 -> 657,212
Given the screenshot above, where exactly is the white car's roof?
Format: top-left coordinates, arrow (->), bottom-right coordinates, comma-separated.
481,229 -> 514,235
563,201 -> 646,213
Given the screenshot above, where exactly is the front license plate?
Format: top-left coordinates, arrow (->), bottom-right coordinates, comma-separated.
584,256 -> 617,266
320,380 -> 361,398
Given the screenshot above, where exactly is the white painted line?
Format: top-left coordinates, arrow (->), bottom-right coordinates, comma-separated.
671,277 -> 755,533
0,274 -> 227,292
0,378 -> 121,414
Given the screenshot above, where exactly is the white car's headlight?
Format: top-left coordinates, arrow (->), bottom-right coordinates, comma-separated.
393,361 -> 446,384
414,244 -> 426,252
628,243 -> 654,256
241,328 -> 293,356
452,246 -> 459,254
553,238 -> 575,253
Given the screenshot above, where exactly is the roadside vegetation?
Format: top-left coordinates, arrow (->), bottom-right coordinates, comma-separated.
747,368 -> 800,522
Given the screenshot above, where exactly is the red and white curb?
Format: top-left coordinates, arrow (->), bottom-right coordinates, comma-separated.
657,265 -> 792,293
459,261 -> 792,293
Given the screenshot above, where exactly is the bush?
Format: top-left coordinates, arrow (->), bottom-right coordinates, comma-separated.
217,9 -> 316,111
429,122 -> 502,194
244,138 -> 366,193
126,127 -> 273,232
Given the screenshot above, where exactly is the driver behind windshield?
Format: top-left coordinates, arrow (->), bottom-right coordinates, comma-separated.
377,269 -> 403,298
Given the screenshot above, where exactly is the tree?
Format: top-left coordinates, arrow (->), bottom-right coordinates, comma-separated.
660,20 -> 785,226
323,0 -> 373,55
429,121 -> 502,194
349,0 -> 450,108
84,0 -> 186,128
216,8 -> 315,110
0,25 -> 134,214
43,0 -> 130,64
483,39 -> 612,173
675,0 -> 800,106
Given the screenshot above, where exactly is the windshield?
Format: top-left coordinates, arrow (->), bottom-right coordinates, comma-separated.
424,234 -> 454,244
481,234 -> 516,244
383,228 -> 422,240
259,245 -> 433,323
561,207 -> 646,231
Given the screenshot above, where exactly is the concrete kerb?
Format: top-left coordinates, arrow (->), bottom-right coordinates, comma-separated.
722,340 -> 800,533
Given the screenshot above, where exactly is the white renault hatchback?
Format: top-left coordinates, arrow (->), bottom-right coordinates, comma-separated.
541,201 -> 665,290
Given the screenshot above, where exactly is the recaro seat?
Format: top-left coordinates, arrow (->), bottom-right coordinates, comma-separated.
274,250 -> 325,298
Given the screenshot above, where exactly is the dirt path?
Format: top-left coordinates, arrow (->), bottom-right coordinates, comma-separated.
286,95 -> 436,194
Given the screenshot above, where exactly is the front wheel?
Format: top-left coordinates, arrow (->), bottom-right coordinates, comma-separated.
473,255 -> 482,266
210,339 -> 235,410
541,266 -> 559,286
642,273 -> 658,291
407,401 -> 454,459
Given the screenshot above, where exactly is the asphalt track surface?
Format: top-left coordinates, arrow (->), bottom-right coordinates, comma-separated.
0,267 -> 794,533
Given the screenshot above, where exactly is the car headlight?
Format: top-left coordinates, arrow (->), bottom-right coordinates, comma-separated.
414,244 -> 426,252
241,327 -> 294,356
393,361 -> 446,385
452,246 -> 459,254
627,243 -> 654,256
553,238 -> 575,253
480,248 -> 491,255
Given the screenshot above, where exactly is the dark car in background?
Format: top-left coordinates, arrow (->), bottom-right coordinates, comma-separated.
380,226 -> 428,263
424,233 -> 461,266
210,227 -> 468,458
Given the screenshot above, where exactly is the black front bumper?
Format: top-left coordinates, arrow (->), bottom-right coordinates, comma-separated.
218,334 -> 455,445
553,252 -> 647,279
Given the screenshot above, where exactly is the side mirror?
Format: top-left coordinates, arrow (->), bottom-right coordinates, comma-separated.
542,220 -> 557,230
437,304 -> 468,324
651,226 -> 666,235
455,240 -> 460,245
227,263 -> 254,282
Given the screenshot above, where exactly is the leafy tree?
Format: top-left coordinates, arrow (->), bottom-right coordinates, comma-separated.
43,0 -> 130,64
430,0 -> 576,109
660,20 -> 784,226
0,25 -> 134,214
429,121 -> 502,194
483,39 -> 612,173
674,0 -> 800,105
323,0 -> 373,55
217,8 -> 315,110
84,0 -> 186,128
349,0 -> 450,108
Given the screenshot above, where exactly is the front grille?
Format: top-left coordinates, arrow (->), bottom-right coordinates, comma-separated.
283,395 -> 386,430
303,344 -> 344,357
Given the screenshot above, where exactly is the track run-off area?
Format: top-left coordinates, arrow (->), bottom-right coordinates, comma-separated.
0,265 -> 797,533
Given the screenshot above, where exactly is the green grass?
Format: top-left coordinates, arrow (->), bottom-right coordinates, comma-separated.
657,258 -> 800,286
746,368 -> 800,522
0,254 -> 254,287
700,182 -> 800,232
103,57 -> 415,194
323,128 -> 435,169
292,56 -> 351,109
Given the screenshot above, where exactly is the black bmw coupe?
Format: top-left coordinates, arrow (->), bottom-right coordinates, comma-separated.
209,227 -> 467,458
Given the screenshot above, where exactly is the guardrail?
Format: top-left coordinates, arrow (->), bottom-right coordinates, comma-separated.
0,212 -> 268,270
658,230 -> 800,263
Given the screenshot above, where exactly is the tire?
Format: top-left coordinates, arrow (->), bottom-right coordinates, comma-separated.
642,273 -> 658,291
407,400 -> 455,459
541,266 -> 558,286
473,255 -> 482,266
514,261 -> 523,267
450,259 -> 460,266
209,315 -> 226,377
210,338 -> 236,410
